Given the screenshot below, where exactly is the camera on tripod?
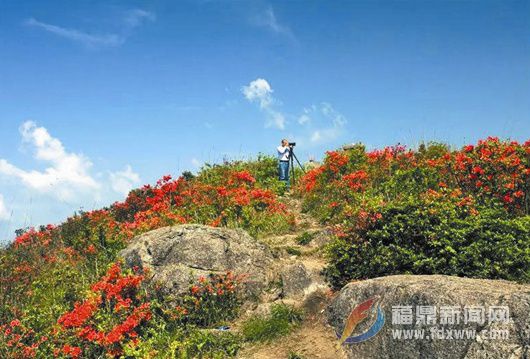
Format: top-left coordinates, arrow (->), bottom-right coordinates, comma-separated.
288,142 -> 296,147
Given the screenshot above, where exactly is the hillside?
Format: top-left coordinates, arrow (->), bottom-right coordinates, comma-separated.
1,138 -> 529,358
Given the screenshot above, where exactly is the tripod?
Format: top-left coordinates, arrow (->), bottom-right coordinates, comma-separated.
288,145 -> 306,187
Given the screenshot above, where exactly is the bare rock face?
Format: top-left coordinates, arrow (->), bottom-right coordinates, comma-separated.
327,275 -> 530,359
280,262 -> 328,301
118,224 -> 274,299
281,263 -> 314,298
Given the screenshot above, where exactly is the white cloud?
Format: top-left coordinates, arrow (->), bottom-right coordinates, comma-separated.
242,78 -> 273,108
298,115 -> 310,125
0,194 -> 10,221
304,103 -> 348,144
321,102 -> 346,127
25,18 -> 124,47
241,79 -> 346,141
0,121 -> 147,237
110,165 -> 141,196
270,112 -> 286,130
253,7 -> 295,41
24,9 -> 155,47
297,106 -> 315,125
310,131 -> 321,142
242,78 -> 285,129
123,9 -> 156,28
191,158 -> 202,168
0,121 -> 99,201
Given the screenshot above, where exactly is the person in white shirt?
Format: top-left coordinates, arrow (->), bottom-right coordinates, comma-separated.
277,139 -> 291,190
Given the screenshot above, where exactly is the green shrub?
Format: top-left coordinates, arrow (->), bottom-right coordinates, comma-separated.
241,304 -> 303,342
285,247 -> 302,256
123,325 -> 242,359
324,197 -> 530,289
173,273 -> 243,328
295,232 -> 315,246
172,329 -> 242,359
196,154 -> 287,195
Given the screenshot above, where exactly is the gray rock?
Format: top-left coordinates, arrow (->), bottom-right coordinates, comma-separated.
280,262 -> 329,301
327,275 -> 530,359
281,263 -> 313,298
118,224 -> 274,299
312,229 -> 332,248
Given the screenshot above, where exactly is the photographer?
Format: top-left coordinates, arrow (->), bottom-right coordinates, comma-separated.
277,139 -> 291,190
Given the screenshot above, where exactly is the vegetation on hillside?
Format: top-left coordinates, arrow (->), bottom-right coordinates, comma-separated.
298,137 -> 530,288
1,137 -> 529,357
0,156 -> 292,358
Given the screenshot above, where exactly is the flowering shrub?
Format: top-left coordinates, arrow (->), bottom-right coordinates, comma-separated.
1,157 -> 288,358
0,156 -> 292,354
117,171 -> 290,239
54,261 -> 152,358
298,138 -> 530,287
170,272 -> 244,328
300,139 -> 530,220
0,319 -> 47,359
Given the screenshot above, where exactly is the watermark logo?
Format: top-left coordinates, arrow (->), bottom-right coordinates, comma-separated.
337,297 -> 385,344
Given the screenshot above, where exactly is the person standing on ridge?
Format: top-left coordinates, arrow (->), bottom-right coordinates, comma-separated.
277,139 -> 290,190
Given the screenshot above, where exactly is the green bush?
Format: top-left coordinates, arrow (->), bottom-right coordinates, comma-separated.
241,304 -> 303,342
196,154 -> 287,195
172,329 -> 242,359
123,325 -> 241,359
288,352 -> 306,359
295,231 -> 315,246
324,198 -> 530,289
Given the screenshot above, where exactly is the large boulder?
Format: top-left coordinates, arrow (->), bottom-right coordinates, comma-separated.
118,224 -> 274,299
327,275 -> 530,359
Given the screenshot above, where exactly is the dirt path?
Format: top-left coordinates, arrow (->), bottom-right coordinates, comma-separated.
236,195 -> 348,359
236,316 -> 346,359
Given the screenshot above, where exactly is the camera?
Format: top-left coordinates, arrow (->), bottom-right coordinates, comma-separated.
289,142 -> 296,147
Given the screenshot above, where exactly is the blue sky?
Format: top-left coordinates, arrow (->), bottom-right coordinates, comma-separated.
1,0 -> 529,239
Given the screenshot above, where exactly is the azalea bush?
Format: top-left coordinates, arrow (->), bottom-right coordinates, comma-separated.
165,272 -> 244,328
0,156 -> 291,358
52,261 -> 152,358
298,138 -> 530,287
0,261 -> 246,358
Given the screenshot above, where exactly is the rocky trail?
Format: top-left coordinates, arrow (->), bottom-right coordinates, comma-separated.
119,195 -> 530,359
235,195 -> 348,359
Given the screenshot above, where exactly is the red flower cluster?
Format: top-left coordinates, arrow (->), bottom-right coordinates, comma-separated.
301,138 -> 530,216
325,151 -> 349,174
56,262 -> 151,357
175,272 -> 244,327
426,137 -> 529,214
113,171 -> 288,238
342,170 -> 369,191
13,224 -> 55,248
0,318 -> 47,358
229,170 -> 256,184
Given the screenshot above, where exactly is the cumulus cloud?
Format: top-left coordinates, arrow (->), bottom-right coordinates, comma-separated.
24,8 -> 155,47
242,78 -> 285,129
110,165 -> 141,196
0,121 -> 142,203
0,121 -> 99,201
242,78 -> 273,108
0,194 -> 10,221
